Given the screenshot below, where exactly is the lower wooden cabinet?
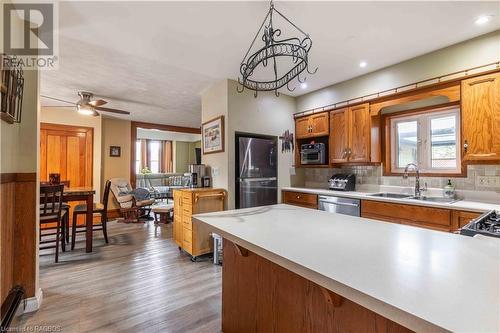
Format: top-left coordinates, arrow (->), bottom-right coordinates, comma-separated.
222,239 -> 413,333
282,190 -> 318,209
173,188 -> 226,258
361,200 -> 481,233
451,210 -> 481,232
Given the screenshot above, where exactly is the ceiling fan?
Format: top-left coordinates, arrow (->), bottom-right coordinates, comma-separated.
41,92 -> 131,116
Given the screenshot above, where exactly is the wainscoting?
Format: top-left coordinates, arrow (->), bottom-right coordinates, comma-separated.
0,173 -> 37,304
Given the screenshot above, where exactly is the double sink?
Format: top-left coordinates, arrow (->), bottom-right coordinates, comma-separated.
369,192 -> 459,203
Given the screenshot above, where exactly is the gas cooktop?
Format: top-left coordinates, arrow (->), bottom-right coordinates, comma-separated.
460,210 -> 500,238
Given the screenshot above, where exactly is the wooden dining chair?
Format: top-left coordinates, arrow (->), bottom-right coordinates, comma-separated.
39,184 -> 67,263
71,180 -> 111,250
41,180 -> 71,244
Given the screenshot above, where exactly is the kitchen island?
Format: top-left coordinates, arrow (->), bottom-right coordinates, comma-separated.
192,204 -> 500,333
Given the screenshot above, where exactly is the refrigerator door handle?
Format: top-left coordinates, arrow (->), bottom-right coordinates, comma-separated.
238,177 -> 277,182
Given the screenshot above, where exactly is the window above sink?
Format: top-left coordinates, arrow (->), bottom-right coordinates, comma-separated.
386,104 -> 463,176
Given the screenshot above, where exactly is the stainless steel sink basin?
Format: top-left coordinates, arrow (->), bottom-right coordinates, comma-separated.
368,193 -> 412,199
409,196 -> 460,203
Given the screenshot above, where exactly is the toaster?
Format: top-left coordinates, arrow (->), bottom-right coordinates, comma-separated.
328,174 -> 356,191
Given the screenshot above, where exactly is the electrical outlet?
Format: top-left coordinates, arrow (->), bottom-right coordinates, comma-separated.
476,176 -> 500,187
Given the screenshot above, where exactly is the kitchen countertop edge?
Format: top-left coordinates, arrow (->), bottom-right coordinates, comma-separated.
282,187 -> 500,213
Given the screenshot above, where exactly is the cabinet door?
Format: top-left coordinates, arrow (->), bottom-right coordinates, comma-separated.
295,117 -> 311,139
329,109 -> 349,163
462,73 -> 500,161
173,191 -> 183,246
451,210 -> 481,232
348,103 -> 371,162
310,112 -> 329,137
361,200 -> 452,232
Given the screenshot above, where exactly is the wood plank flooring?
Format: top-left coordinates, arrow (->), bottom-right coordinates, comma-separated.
12,220 -> 222,333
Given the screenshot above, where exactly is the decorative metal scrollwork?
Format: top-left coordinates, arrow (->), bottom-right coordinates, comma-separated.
237,1 -> 317,97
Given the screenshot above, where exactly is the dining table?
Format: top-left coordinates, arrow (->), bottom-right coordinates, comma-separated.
63,187 -> 95,253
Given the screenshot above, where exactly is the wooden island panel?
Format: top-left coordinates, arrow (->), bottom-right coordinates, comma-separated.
222,239 -> 413,333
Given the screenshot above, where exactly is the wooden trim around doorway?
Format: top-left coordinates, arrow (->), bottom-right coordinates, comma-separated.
130,121 -> 201,188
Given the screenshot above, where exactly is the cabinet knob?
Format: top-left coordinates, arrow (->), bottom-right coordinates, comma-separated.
463,140 -> 468,152
296,195 -> 301,199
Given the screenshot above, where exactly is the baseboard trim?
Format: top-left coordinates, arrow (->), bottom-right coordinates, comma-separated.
23,288 -> 43,314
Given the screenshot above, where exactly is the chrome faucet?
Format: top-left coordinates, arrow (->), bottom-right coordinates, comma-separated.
403,163 -> 422,197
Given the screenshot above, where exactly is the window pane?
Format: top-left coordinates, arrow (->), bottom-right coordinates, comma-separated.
396,121 -> 418,168
150,161 -> 159,173
150,141 -> 160,173
136,141 -> 141,173
431,115 -> 457,168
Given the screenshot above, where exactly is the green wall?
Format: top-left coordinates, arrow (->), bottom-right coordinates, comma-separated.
175,140 -> 201,173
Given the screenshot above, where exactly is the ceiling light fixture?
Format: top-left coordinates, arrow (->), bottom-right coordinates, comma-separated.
475,15 -> 491,25
359,61 -> 367,68
237,0 -> 317,97
301,82 -> 308,89
77,104 -> 96,116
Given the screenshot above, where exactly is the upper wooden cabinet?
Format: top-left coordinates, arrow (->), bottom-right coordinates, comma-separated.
461,72 -> 500,161
329,108 -> 349,163
329,103 -> 377,164
295,112 -> 329,139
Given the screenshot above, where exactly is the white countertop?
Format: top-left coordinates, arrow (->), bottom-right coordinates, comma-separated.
282,186 -> 500,213
193,204 -> 500,333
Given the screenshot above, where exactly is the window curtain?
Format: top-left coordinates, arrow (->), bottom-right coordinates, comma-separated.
160,140 -> 173,173
140,139 -> 149,170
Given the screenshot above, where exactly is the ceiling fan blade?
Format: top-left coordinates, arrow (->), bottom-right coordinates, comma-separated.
41,95 -> 76,105
88,99 -> 107,107
95,106 -> 130,115
43,105 -> 77,108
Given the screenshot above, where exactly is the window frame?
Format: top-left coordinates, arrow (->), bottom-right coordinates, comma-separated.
383,103 -> 465,177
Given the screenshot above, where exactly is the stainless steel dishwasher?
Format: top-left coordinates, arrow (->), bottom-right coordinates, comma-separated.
318,195 -> 360,217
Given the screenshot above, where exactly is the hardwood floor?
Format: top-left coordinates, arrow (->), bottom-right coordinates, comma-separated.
13,220 -> 222,333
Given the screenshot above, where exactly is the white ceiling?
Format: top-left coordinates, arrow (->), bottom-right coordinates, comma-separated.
40,1 -> 500,127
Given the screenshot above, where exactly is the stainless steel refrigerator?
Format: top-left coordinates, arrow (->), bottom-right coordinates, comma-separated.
236,134 -> 278,209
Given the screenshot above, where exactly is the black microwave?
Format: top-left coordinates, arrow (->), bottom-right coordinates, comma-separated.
300,143 -> 326,165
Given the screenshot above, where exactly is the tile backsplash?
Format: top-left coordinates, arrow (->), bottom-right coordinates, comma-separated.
304,165 -> 500,193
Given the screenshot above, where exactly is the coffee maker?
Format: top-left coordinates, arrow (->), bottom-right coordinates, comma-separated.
188,164 -> 206,188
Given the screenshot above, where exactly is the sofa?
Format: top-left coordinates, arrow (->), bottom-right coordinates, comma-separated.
136,173 -> 191,199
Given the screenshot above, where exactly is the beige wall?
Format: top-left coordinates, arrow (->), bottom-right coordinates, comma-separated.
0,4 -> 41,301
201,79 -> 303,209
101,117 -> 131,209
201,79 -> 229,191
297,30 -> 500,112
40,107 -> 102,200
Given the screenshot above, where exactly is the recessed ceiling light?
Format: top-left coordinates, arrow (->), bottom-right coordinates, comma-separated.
359,61 -> 367,68
475,15 -> 491,25
300,82 -> 308,89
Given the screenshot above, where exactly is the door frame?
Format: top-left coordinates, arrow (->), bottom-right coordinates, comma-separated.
234,132 -> 279,209
40,123 -> 94,187
129,121 -> 201,188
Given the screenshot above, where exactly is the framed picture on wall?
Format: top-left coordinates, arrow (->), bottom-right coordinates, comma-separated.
202,115 -> 224,154
110,146 -> 121,157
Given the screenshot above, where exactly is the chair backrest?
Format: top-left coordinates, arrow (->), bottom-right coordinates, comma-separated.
39,184 -> 65,223
102,180 -> 112,211
109,178 -> 132,198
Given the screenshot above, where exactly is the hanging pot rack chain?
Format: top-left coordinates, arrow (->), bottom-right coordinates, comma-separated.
293,61 -> 500,118
237,1 -> 317,97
